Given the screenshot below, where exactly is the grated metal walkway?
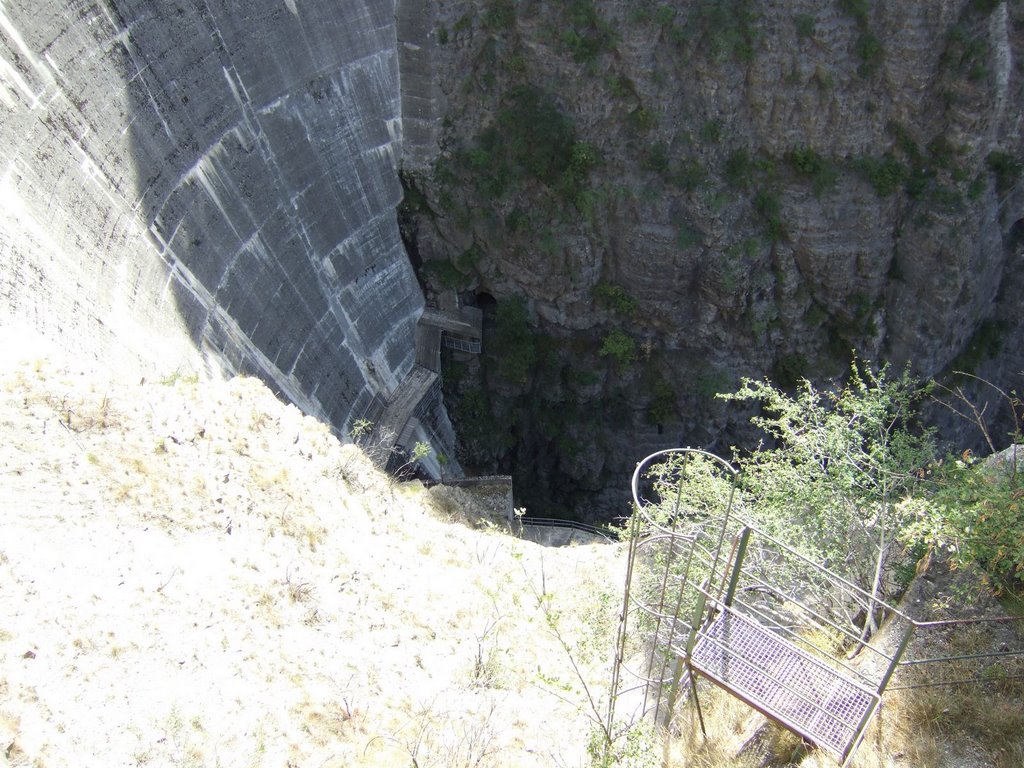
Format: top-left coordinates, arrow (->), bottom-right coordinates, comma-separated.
689,606 -> 879,760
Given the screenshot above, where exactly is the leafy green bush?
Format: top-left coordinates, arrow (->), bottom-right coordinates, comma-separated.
645,377 -> 677,426
721,360 -> 936,601
772,353 -> 809,389
839,0 -> 870,25
944,24 -> 990,81
606,74 -> 635,99
641,142 -> 669,174
500,86 -> 576,185
676,222 -> 703,249
455,245 -> 482,272
504,208 -> 528,232
654,5 -> 677,28
696,369 -> 732,398
699,120 -> 723,143
855,154 -> 906,196
855,31 -> 884,76
459,86 -> 590,206
951,319 -> 1006,374
629,106 -> 657,132
786,146 -> 838,195
754,189 -> 785,241
787,146 -> 824,175
689,0 -> 759,62
560,141 -> 601,202
969,0 -> 1002,14
724,148 -> 754,188
560,0 -> 616,63
599,330 -> 636,369
911,449 -> 1024,592
450,387 -> 507,454
422,259 -> 471,290
464,86 -> 601,211
593,283 -> 637,316
987,151 -> 1022,194
483,0 -> 516,31
668,158 -> 708,191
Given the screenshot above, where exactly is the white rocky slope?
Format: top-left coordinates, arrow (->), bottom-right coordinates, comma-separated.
0,333 -> 623,768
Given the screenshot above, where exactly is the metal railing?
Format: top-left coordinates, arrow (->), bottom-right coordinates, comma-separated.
441,333 -> 481,354
610,448 -> 1024,768
518,516 -> 618,542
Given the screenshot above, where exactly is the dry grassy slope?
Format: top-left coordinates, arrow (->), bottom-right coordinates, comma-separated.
0,332 -> 624,768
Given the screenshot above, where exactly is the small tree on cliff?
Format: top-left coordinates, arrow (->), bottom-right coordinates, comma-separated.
720,359 -> 935,631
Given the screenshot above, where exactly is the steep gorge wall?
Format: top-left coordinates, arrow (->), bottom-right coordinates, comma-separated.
401,0 -> 1024,518
0,0 -> 426,438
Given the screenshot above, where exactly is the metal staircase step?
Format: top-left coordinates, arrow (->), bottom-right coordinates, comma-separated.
689,606 -> 878,762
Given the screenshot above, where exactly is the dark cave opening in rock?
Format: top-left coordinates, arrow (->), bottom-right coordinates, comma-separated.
474,291 -> 497,315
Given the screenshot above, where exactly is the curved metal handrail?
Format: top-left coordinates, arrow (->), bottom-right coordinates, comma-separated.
518,516 -> 617,542
630,447 -> 739,534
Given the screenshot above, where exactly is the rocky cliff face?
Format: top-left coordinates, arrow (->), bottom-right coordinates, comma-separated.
400,0 -> 1024,519
0,0 -> 424,437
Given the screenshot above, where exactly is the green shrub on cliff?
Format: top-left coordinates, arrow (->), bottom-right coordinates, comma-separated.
794,13 -> 815,39
855,31 -> 884,76
786,146 -> 838,195
717,360 -> 1024,597
599,330 -> 636,369
987,151 -> 1022,195
482,0 -> 516,31
721,360 -> 935,607
560,0 -> 616,64
459,85 -> 597,209
855,154 -> 906,196
501,86 -> 575,185
839,0 -> 870,25
910,448 -> 1024,592
593,283 -> 637,317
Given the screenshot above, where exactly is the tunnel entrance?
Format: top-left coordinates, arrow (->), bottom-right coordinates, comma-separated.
474,291 -> 497,314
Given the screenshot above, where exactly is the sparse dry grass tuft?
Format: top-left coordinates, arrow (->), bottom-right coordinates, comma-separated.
887,676 -> 1024,767
665,684 -> 767,768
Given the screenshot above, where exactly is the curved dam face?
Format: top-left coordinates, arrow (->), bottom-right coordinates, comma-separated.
0,0 -> 439,448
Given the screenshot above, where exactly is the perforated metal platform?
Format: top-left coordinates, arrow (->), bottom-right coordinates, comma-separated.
689,607 -> 879,760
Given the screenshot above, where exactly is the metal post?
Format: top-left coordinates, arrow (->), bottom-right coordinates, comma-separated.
684,592 -> 709,741
662,655 -> 687,731
684,591 -> 709,656
724,527 -> 752,607
606,506 -> 644,742
877,621 -> 916,695
688,664 -> 708,738
842,621 -> 918,767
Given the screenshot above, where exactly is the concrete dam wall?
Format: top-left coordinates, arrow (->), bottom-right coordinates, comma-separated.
0,0 -> 454,463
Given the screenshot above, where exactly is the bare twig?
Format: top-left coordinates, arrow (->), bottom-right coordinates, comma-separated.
521,563 -> 613,757
931,371 -> 1023,455
156,567 -> 180,594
